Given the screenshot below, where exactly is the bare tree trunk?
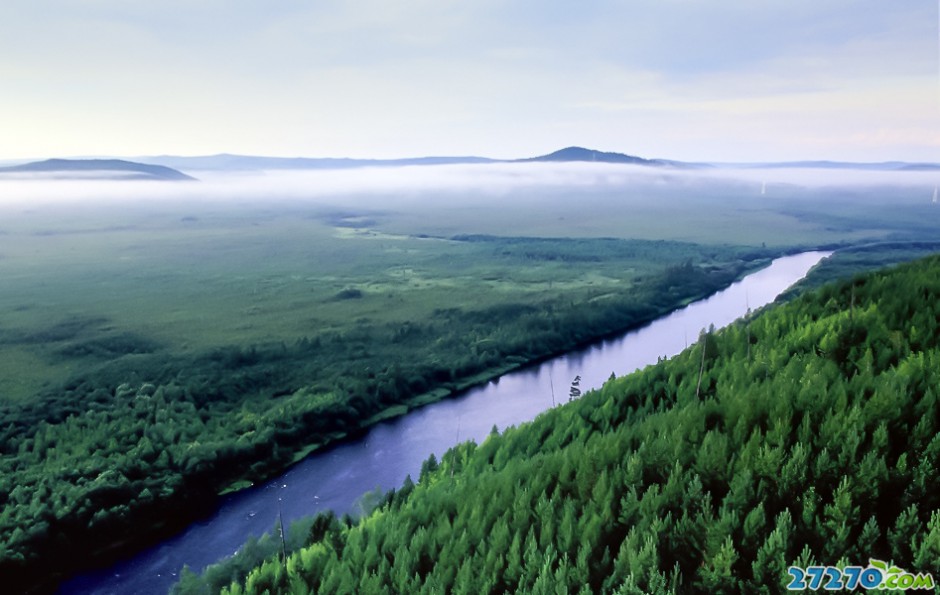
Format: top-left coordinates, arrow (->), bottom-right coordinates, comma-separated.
452,418 -> 460,478
277,499 -> 287,562
695,334 -> 707,399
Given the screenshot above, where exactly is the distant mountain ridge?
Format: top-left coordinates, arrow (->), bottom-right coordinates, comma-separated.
139,148 -> 935,172
516,146 -> 674,166
0,158 -> 195,181
2,151 -> 937,176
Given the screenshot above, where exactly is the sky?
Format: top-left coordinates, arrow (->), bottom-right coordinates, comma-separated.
1,0 -> 938,162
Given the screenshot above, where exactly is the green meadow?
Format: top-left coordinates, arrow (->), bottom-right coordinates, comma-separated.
0,203 -> 763,402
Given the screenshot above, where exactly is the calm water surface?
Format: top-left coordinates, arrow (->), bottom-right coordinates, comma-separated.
60,251 -> 830,595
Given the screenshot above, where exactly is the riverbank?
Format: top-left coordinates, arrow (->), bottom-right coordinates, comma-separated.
4,247 -> 774,595
216,254 -> 779,497
61,251 -> 830,595
165,250 -> 833,595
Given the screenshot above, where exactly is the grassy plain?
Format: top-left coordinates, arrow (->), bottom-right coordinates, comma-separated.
0,205 -> 752,402
1,166 -> 936,402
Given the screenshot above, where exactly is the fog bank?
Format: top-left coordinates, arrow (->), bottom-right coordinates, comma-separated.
1,162 -> 937,210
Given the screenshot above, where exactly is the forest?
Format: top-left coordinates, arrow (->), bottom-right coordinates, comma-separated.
178,254 -> 940,594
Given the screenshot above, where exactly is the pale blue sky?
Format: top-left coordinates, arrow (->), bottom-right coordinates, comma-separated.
1,0 -> 937,161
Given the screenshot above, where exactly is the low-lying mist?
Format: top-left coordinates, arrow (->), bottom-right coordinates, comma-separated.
1,162 -> 937,247
1,162 -> 937,210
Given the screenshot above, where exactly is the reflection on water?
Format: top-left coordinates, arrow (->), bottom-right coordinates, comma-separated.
60,251 -> 829,595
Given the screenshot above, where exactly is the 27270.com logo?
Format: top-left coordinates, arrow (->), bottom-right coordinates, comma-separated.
787,559 -> 935,591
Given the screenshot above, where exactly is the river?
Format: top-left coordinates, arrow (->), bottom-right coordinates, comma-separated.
59,250 -> 830,595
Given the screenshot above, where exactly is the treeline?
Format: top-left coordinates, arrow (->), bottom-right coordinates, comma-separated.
0,252 -> 760,593
451,235 -> 772,265
204,255 -> 940,594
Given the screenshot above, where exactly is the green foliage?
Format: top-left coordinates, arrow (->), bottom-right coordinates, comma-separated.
215,255 -> 940,594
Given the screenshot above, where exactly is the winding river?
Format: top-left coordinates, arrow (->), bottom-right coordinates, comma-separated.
60,251 -> 830,595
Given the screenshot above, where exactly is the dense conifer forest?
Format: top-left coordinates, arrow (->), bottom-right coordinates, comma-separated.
189,255 -> 940,594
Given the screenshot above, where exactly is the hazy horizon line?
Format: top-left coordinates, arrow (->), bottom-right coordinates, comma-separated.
1,147 -> 938,168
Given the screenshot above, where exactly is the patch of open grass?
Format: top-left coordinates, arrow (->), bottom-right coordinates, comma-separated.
2,173 -> 936,403
0,206 -> 770,402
